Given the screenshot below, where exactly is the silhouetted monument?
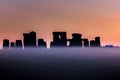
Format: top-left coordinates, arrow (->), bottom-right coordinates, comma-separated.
38,39 -> 47,47
90,40 -> 96,47
69,33 -> 82,47
15,40 -> 22,48
95,37 -> 101,47
23,31 -> 36,47
50,32 -> 67,47
90,37 -> 101,47
3,31 -> 102,49
10,42 -> 15,48
3,39 -> 9,48
83,39 -> 89,47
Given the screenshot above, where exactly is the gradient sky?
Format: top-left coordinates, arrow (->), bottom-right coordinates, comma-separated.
0,0 -> 120,47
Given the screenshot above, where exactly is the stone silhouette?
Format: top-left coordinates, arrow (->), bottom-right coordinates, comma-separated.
82,39 -> 89,47
23,31 -> 36,47
3,31 -> 102,49
90,40 -> 96,47
69,33 -> 82,47
90,37 -> 101,47
95,37 -> 101,47
38,39 -> 47,47
15,40 -> 22,48
50,32 -> 67,47
10,42 -> 15,48
3,39 -> 9,48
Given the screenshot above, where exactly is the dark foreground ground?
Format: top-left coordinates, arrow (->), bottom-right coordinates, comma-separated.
0,48 -> 120,80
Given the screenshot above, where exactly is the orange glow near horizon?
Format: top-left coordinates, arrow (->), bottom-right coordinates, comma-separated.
0,0 -> 120,47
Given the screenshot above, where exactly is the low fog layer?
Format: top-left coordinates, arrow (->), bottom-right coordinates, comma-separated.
0,48 -> 120,80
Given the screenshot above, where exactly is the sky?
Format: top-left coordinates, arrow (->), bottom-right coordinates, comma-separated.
0,0 -> 120,47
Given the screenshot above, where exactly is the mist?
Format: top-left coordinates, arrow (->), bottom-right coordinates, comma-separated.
0,48 -> 120,80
